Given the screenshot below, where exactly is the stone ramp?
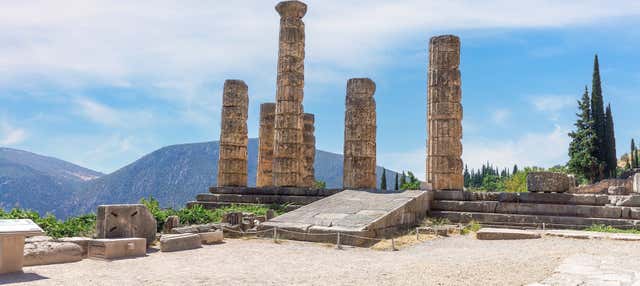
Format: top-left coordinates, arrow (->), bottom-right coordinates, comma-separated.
258,190 -> 432,246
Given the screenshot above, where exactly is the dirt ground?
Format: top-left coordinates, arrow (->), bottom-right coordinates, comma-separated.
2,235 -> 639,286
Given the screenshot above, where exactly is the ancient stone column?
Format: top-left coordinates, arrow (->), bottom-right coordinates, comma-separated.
426,35 -> 464,190
256,103 -> 276,187
343,78 -> 377,189
217,80 -> 249,187
272,1 -> 307,187
301,113 -> 315,187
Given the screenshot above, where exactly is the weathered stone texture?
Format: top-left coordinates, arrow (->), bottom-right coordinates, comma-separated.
217,80 -> 249,187
343,78 -> 377,189
256,103 -> 276,187
426,35 -> 464,191
634,174 -> 640,193
272,1 -> 307,187
88,238 -> 146,259
301,113 -> 315,187
95,204 -> 157,246
527,172 -> 574,193
23,241 -> 83,266
160,233 -> 202,252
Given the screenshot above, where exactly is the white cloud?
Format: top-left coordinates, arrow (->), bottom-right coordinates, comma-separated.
463,125 -> 571,170
491,108 -> 512,124
530,94 -> 577,113
74,97 -> 153,128
0,120 -> 27,145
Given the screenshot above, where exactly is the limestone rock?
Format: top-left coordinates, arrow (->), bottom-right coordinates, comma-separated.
257,103 -> 276,187
88,238 -> 146,259
199,230 -> 224,244
223,212 -> 243,226
96,204 -> 157,246
163,215 -> 180,234
25,236 -> 53,243
57,237 -> 92,258
24,241 -> 83,266
160,233 -> 202,252
608,186 -> 628,195
573,178 -> 630,194
343,78 -> 377,189
527,172 -> 574,193
217,80 -> 249,187
426,35 -> 464,191
272,0 -> 307,187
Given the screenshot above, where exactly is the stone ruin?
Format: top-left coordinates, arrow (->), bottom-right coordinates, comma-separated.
217,80 -> 249,187
301,113 -> 316,187
256,103 -> 276,187
272,0 -> 307,187
426,35 -> 464,191
343,78 -> 377,189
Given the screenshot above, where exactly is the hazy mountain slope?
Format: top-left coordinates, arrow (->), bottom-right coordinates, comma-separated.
0,148 -> 103,182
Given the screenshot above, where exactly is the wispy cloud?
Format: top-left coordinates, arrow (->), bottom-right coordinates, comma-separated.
491,108 -> 512,125
529,94 -> 577,120
74,97 -> 153,128
0,120 -> 27,145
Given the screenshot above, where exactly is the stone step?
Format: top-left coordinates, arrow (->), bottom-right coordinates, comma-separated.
187,201 -> 302,212
433,200 -> 640,220
209,186 -> 342,197
433,191 -> 610,206
195,193 -> 323,205
431,211 -> 640,229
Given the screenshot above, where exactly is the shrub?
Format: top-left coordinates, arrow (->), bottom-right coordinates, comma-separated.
0,208 -> 95,238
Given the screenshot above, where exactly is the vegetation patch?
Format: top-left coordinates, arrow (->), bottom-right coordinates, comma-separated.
585,224 -> 640,234
0,208 -> 95,238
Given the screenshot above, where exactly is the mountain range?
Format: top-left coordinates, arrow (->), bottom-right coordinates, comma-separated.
0,139 -> 399,218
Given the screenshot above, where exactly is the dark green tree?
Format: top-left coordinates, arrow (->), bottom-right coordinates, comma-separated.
568,86 -> 601,183
590,54 -> 606,179
632,139 -> 638,169
380,169 -> 387,190
400,172 -> 421,190
512,164 -> 519,175
400,171 -> 407,187
604,104 -> 617,178
463,165 -> 471,188
394,173 -> 399,190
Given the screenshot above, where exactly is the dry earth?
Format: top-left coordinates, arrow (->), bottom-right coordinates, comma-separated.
2,235 -> 640,286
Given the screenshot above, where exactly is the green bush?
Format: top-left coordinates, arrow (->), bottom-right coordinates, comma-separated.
0,208 -> 95,238
585,224 -> 640,234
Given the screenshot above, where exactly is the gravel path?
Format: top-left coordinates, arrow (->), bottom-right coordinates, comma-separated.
2,235 -> 639,286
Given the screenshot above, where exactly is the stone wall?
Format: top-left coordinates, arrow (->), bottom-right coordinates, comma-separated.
343,78 -> 376,189
257,103 -> 276,187
301,113 -> 316,187
217,80 -> 249,187
426,35 -> 464,191
272,1 -> 307,187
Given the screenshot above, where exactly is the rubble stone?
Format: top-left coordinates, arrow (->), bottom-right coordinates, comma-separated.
160,233 -> 202,252
527,172 -> 574,193
163,215 -> 180,234
23,241 -> 83,266
199,230 -> 224,244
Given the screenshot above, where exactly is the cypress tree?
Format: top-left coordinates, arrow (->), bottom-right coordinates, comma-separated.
568,86 -> 600,183
590,54 -> 606,179
400,172 -> 407,187
380,169 -> 387,190
512,164 -> 519,175
632,139 -> 638,169
394,173 -> 399,190
604,104 -> 617,178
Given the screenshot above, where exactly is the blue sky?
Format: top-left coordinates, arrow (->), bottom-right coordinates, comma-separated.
0,1 -> 639,180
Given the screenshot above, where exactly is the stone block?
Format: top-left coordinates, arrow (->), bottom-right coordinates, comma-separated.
23,241 -> 83,266
0,236 -> 25,274
57,237 -> 92,258
96,204 -> 157,246
199,230 -> 223,244
160,233 -> 202,252
608,186 -> 628,195
527,172 -> 573,193
609,196 -> 640,207
163,215 -> 180,234
634,174 -> 640,193
476,228 -> 541,240
266,209 -> 276,220
88,238 -> 146,260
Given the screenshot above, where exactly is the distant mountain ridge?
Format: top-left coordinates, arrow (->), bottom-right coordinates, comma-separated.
0,140 -> 399,218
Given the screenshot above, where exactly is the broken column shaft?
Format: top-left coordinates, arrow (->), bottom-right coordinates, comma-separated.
217,80 -> 249,187
426,35 -> 463,190
343,78 -> 377,189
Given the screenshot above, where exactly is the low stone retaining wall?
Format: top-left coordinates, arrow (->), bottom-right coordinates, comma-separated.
188,187 -> 343,211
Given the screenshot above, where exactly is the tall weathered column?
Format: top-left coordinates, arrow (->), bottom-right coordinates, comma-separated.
272,1 -> 307,187
301,113 -> 315,187
343,78 -> 377,189
256,103 -> 276,187
426,35 -> 463,190
217,80 -> 249,187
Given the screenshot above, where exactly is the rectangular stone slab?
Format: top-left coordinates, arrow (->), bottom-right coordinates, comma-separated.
88,238 -> 146,260
0,219 -> 44,237
160,234 -> 202,252
476,228 -> 541,240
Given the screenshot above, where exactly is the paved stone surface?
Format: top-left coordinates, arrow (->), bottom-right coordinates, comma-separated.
543,229 -> 640,241
531,254 -> 640,286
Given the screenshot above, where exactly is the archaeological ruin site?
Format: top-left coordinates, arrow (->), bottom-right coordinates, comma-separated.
2,0 -> 640,285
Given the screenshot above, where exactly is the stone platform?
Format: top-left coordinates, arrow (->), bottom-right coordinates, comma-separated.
257,190 -> 432,246
187,187 -> 343,211
431,191 -> 640,229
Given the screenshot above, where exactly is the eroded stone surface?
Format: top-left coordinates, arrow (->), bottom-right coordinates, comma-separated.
199,230 -> 224,244
343,78 -> 377,189
301,113 -> 316,187
217,80 -> 249,187
272,0 -> 307,187
527,172 -> 574,193
426,35 -> 463,191
23,241 -> 83,266
160,233 -> 202,252
257,103 -> 276,187
88,238 -> 146,260
96,204 -> 157,246
476,228 -> 541,240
